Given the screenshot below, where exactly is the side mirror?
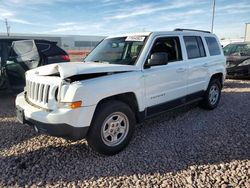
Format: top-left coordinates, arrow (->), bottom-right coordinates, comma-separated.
145,52 -> 168,68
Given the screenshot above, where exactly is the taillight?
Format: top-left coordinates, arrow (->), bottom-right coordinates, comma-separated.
62,55 -> 70,61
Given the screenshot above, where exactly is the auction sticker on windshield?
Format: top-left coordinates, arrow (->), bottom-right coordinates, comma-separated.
125,36 -> 145,41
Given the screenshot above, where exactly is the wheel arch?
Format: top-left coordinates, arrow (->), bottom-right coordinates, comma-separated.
206,72 -> 224,90
210,72 -> 224,86
93,92 -> 144,124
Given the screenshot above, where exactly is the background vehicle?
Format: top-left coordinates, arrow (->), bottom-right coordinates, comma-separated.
16,29 -> 226,155
224,42 -> 250,78
1,39 -> 70,93
0,38 -> 24,89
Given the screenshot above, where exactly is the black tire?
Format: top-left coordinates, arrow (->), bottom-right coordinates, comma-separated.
200,78 -> 222,110
86,100 -> 136,155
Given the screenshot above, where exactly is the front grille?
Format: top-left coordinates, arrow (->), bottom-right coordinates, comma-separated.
26,80 -> 50,104
25,74 -> 61,109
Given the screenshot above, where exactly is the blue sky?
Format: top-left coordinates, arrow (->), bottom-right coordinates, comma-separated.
0,0 -> 249,39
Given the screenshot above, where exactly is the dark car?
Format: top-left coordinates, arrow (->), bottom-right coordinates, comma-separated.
0,38 -> 25,89
224,42 -> 250,78
0,39 -> 70,93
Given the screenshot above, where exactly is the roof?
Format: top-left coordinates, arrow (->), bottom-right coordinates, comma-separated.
106,30 -> 216,39
11,39 -> 57,45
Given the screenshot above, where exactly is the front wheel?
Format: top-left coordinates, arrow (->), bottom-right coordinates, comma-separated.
86,100 -> 136,155
200,79 -> 222,110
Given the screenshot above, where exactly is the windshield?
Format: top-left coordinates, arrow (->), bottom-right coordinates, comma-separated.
223,44 -> 236,56
223,43 -> 250,56
84,36 -> 147,65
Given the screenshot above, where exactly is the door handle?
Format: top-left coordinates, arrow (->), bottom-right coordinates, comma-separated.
176,68 -> 186,73
203,63 -> 209,67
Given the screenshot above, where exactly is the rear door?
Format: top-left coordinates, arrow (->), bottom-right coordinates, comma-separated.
6,40 -> 40,91
183,36 -> 208,96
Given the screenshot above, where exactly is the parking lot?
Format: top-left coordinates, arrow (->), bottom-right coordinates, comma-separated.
0,79 -> 249,187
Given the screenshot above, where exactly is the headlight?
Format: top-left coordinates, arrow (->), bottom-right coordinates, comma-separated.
238,59 -> 250,66
58,101 -> 82,109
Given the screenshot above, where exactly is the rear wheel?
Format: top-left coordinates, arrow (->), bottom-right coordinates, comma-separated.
200,78 -> 222,110
87,100 -> 136,155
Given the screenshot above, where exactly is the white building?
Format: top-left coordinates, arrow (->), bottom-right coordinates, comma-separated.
0,33 -> 105,50
245,23 -> 250,42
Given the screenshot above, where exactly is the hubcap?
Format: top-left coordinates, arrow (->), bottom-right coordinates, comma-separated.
101,112 -> 129,146
209,84 -> 219,105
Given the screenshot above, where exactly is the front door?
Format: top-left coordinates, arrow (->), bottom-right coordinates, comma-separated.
143,36 -> 187,116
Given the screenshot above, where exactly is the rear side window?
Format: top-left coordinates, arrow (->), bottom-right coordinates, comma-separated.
184,36 -> 206,59
205,37 -> 221,56
36,43 -> 50,52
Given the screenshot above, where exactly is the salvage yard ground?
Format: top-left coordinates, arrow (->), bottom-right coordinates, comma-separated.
0,79 -> 249,187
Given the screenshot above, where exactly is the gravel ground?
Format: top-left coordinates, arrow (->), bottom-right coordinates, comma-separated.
0,79 -> 249,187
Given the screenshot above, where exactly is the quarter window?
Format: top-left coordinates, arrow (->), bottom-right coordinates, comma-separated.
205,37 -> 221,56
184,36 -> 206,59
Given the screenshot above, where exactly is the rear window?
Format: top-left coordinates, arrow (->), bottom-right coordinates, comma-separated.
36,43 -> 50,52
40,44 -> 66,56
184,36 -> 206,59
205,37 -> 221,56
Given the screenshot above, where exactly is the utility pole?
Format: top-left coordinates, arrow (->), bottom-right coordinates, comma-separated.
211,0 -> 216,33
5,18 -> 10,36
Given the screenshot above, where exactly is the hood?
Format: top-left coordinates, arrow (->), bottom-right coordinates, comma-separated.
26,62 -> 139,79
226,55 -> 250,65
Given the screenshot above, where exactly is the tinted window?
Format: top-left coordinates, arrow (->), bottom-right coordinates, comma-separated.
184,36 -> 206,59
205,37 -> 221,56
197,37 -> 206,57
150,37 -> 182,62
0,44 -> 2,65
234,44 -> 250,56
223,44 -> 236,56
36,43 -> 50,52
0,44 -> 2,58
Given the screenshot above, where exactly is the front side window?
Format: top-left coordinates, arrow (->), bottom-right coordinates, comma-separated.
234,44 -> 250,56
84,36 -> 147,65
149,37 -> 182,62
205,37 -> 221,56
184,36 -> 206,59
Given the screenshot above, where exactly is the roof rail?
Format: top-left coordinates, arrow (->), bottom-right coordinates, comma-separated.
174,28 -> 211,33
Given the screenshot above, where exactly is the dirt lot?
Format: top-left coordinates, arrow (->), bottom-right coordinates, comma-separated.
0,79 -> 249,187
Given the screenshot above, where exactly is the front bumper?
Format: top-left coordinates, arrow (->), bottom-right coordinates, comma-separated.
16,92 -> 96,140
226,65 -> 250,78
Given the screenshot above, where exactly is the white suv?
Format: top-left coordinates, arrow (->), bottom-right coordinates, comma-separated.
16,29 -> 226,155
